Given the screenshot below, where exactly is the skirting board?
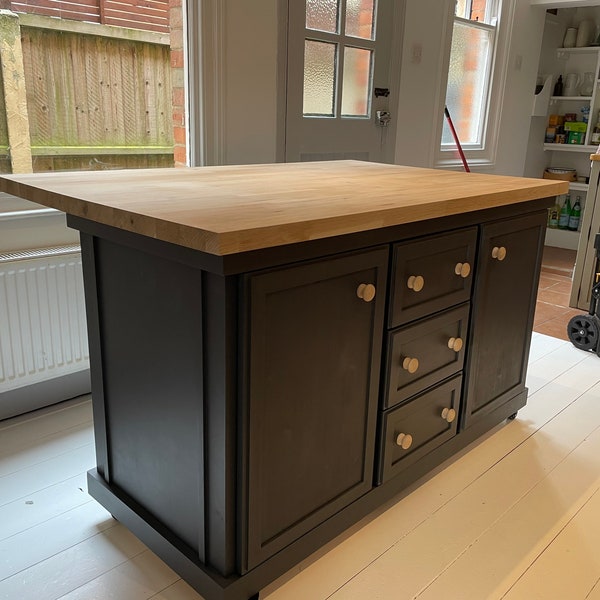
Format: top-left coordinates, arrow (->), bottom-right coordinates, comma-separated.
0,368 -> 90,420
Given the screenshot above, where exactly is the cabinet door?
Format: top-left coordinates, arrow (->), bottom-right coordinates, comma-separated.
243,248 -> 388,570
462,212 -> 546,429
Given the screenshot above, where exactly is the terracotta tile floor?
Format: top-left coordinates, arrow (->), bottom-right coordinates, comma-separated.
533,245 -> 581,341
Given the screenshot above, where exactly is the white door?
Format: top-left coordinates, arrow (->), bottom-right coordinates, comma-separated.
285,0 -> 397,163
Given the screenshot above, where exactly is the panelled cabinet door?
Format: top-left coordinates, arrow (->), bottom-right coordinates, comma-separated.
243,247 -> 388,571
462,212 -> 546,429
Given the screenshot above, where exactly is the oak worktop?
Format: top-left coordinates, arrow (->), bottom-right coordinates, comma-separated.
0,161 -> 567,255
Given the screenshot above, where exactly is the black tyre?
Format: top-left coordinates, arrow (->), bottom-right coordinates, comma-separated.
567,314 -> 599,351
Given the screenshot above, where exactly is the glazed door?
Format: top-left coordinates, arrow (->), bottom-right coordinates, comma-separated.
285,0 -> 396,163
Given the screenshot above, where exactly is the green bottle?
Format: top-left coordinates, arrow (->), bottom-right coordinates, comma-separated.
559,194 -> 571,229
568,196 -> 581,231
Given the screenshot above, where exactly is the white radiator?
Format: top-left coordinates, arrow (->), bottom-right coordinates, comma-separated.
0,245 -> 89,394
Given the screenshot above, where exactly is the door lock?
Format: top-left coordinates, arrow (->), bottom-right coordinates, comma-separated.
376,111 -> 391,127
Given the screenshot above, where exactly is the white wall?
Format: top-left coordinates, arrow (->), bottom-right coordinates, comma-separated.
200,0 -> 552,178
392,0 -> 453,168
222,0 -> 280,165
482,2 -> 547,176
393,0 -> 548,176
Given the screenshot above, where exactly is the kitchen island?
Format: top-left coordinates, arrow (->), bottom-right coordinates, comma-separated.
0,161 -> 568,600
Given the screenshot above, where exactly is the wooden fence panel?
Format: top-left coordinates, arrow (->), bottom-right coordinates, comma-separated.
20,26 -> 173,150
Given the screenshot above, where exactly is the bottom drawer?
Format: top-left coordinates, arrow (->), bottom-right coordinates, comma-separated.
378,375 -> 462,483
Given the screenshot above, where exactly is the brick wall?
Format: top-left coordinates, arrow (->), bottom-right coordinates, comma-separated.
170,0 -> 187,167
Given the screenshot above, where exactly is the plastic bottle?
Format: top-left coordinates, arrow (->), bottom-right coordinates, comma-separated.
568,196 -> 581,231
558,194 -> 571,229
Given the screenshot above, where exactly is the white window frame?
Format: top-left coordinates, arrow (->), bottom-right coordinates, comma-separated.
436,0 -> 514,169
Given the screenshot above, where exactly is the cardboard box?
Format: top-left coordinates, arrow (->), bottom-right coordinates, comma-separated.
568,131 -> 586,144
564,121 -> 588,132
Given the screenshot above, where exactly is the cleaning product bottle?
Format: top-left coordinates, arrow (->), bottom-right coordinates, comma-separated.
568,196 -> 581,231
559,194 -> 571,229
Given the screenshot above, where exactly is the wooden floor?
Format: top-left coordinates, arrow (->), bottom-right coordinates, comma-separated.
2,333 -> 600,599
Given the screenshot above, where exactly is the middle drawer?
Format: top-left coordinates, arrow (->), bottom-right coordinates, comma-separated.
384,303 -> 469,409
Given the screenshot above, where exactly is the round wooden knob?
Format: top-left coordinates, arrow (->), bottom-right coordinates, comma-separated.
402,357 -> 419,373
447,337 -> 463,352
356,283 -> 376,302
441,408 -> 456,423
454,262 -> 471,278
407,275 -> 424,292
396,433 -> 413,450
491,246 -> 507,261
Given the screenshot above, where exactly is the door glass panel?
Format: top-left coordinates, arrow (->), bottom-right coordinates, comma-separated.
306,0 -> 339,34
303,40 -> 338,116
341,47 -> 372,116
345,0 -> 376,40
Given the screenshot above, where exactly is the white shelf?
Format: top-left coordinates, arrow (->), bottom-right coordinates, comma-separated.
557,46 -> 600,56
550,95 -> 592,101
570,182 -> 590,191
543,143 -> 597,152
545,227 -> 580,250
533,75 -> 553,116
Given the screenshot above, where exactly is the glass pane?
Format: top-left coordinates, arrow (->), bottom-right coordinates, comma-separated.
345,0 -> 376,40
303,40 -> 338,116
306,0 -> 339,33
341,47 -> 372,116
442,21 -> 492,146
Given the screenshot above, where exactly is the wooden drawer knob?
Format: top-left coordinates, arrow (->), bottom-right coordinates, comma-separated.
491,246 -> 507,261
402,357 -> 419,373
441,407 -> 456,423
454,262 -> 471,278
447,337 -> 463,352
396,433 -> 413,449
407,275 -> 424,292
356,283 -> 376,302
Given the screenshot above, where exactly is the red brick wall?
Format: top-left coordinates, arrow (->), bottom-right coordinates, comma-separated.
170,0 -> 187,167
471,0 -> 487,22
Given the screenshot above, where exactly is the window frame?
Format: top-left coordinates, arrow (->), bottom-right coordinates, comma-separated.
436,0 -> 512,169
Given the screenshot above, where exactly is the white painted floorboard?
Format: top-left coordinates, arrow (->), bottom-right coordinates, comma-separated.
1,334 -> 600,600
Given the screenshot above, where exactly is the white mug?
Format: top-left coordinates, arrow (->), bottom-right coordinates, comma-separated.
564,72 -> 581,96
563,27 -> 577,48
576,20 -> 594,47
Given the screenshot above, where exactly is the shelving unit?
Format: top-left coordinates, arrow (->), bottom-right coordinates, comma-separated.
533,37 -> 600,249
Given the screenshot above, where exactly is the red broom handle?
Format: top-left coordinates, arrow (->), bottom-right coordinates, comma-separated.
444,106 -> 470,173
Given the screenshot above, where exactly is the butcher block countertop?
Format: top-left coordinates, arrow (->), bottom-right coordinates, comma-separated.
0,161 -> 568,256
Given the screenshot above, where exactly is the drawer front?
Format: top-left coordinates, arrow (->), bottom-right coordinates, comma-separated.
384,304 -> 469,409
378,375 -> 462,483
389,228 -> 477,328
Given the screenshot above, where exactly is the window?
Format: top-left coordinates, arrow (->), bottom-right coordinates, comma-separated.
440,0 -> 501,163
303,0 -> 377,119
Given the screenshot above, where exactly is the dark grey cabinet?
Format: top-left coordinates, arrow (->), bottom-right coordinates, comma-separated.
462,212 -> 546,428
75,204 -> 552,600
243,248 -> 388,569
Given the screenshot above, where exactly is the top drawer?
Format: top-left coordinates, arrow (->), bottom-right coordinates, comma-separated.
389,228 -> 478,328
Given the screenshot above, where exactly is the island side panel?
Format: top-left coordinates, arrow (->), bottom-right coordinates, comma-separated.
83,232 -> 208,561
